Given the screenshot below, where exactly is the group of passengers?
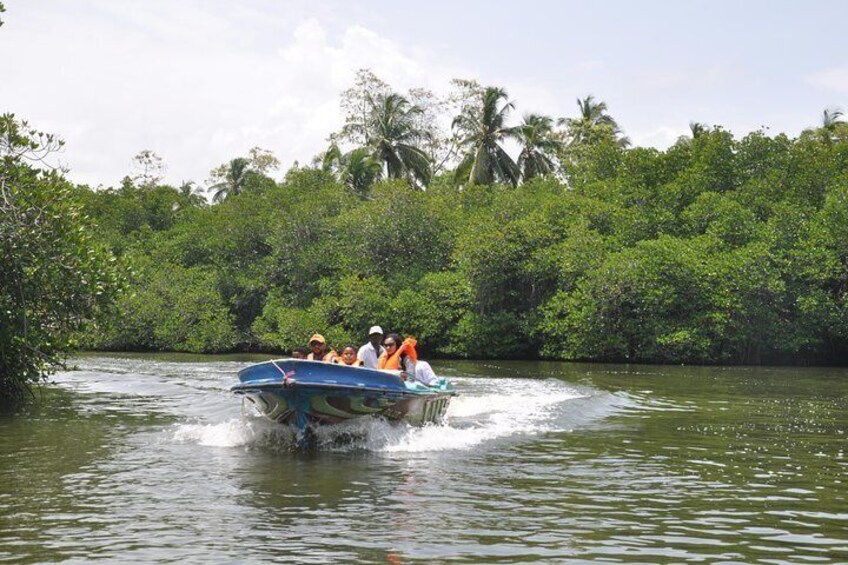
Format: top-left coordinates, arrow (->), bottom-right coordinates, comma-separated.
290,326 -> 438,386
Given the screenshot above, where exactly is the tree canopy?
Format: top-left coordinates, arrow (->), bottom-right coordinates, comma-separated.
4,65 -> 848,384
71,108 -> 848,367
1,114 -> 122,402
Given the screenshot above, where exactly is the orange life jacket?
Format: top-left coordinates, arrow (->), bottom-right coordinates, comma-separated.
378,337 -> 418,370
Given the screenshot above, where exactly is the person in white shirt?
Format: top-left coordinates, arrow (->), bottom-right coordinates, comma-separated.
412,360 -> 439,386
357,325 -> 386,369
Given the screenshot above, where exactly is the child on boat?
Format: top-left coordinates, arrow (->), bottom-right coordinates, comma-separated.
338,345 -> 363,366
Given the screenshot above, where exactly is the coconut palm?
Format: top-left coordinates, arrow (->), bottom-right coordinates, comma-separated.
560,95 -> 630,148
578,95 -> 616,127
346,93 -> 432,188
177,180 -> 206,207
803,108 -> 847,144
821,108 -> 847,143
207,157 -> 250,203
321,143 -> 344,173
511,113 -> 562,182
321,143 -> 382,196
677,121 -> 710,144
341,148 -> 383,196
689,121 -> 709,139
452,86 -> 520,186
822,108 -> 844,130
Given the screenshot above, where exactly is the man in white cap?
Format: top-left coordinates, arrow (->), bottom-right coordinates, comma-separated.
357,325 -> 386,369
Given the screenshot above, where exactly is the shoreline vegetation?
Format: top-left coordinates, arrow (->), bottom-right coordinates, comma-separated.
4,67 -> 848,401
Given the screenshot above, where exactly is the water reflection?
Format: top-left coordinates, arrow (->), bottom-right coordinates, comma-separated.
0,355 -> 846,563
0,390 -> 141,563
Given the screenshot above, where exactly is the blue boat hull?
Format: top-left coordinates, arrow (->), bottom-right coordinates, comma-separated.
231,359 -> 455,428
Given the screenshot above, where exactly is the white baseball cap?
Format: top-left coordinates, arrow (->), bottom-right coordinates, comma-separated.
369,325 -> 384,336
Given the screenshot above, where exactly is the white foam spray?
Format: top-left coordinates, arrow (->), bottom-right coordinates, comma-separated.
172,418 -> 261,447
170,377 -> 586,453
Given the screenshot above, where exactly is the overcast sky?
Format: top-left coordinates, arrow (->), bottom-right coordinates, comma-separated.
1,0 -> 846,189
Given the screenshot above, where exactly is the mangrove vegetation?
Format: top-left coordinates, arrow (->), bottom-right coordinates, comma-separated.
3,67 -> 848,401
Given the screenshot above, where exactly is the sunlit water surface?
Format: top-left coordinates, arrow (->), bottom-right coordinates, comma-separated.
1,354 -> 847,563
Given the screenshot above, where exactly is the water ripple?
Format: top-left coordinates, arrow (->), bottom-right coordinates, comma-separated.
0,356 -> 846,563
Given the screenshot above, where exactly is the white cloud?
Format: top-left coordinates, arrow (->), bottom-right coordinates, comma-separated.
629,126 -> 688,150
4,1 -> 830,189
0,5 -> 467,188
805,67 -> 848,94
575,60 -> 605,72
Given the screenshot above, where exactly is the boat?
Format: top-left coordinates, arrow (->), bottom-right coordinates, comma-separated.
231,358 -> 456,441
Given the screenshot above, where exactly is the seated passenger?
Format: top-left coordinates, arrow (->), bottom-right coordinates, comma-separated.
378,333 -> 417,380
291,346 -> 309,359
412,360 -> 439,386
338,345 -> 363,366
357,325 -> 385,369
307,334 -> 338,362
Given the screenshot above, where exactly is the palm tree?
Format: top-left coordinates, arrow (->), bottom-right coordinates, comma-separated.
803,108 -> 847,144
177,180 -> 206,207
452,86 -> 520,186
689,121 -> 708,139
821,108 -> 846,143
347,93 -> 432,188
677,121 -> 709,144
341,148 -> 383,196
321,143 -> 344,173
511,113 -> 562,182
560,95 -> 630,148
207,157 -> 250,203
822,108 -> 844,130
321,143 -> 383,196
578,95 -> 616,126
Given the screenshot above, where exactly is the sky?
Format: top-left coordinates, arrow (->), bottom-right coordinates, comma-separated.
1,0 -> 846,189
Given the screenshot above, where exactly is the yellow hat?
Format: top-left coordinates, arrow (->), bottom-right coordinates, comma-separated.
309,334 -> 326,344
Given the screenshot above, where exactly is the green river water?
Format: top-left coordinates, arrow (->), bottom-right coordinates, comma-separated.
1,354 -> 846,563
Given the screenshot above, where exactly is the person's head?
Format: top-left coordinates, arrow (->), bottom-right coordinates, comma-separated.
291,346 -> 308,359
383,333 -> 402,355
341,345 -> 358,364
368,325 -> 383,348
309,334 -> 327,355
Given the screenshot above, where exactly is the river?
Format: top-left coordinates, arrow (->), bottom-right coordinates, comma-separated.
1,354 -> 846,563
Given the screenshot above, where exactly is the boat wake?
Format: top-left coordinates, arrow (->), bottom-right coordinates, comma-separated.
56,356 -> 610,454
172,376 -> 592,453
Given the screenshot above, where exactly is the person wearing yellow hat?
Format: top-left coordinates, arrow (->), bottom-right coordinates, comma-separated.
306,333 -> 338,362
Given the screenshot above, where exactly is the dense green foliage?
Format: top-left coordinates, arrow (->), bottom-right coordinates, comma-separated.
75,119 -> 848,365
1,115 -> 122,401
3,56 -> 846,368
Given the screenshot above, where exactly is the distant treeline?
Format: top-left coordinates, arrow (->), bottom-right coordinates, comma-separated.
70,76 -> 848,364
